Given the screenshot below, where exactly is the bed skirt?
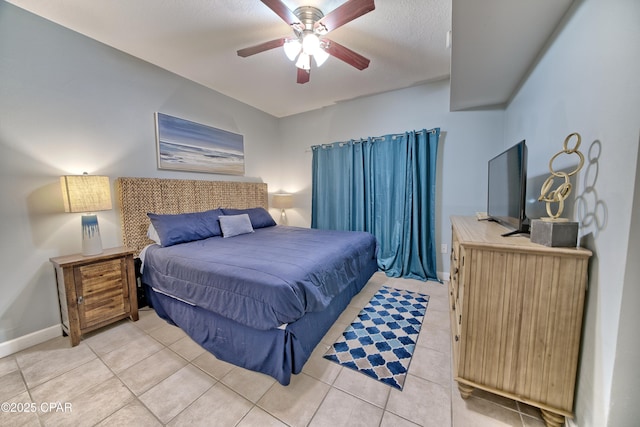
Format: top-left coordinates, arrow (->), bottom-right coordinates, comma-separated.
146,259 -> 378,385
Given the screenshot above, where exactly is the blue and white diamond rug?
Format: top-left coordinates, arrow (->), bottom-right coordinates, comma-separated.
323,286 -> 429,390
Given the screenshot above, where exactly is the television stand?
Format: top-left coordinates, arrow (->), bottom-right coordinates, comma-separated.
449,216 -> 591,427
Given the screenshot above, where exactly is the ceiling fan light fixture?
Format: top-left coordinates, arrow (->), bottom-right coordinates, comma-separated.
314,48 -> 330,67
239,0 -> 374,83
295,52 -> 311,70
284,39 -> 302,61
302,33 -> 320,56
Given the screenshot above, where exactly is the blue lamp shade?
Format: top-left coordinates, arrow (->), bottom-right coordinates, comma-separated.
60,174 -> 112,256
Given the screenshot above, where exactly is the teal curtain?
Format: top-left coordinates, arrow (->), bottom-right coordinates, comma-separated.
311,141 -> 366,231
312,128 -> 440,281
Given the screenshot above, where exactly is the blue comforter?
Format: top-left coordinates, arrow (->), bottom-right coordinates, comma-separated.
142,226 -> 377,330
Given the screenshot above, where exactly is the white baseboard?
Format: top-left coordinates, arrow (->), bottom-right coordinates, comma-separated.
0,325 -> 62,358
438,271 -> 450,282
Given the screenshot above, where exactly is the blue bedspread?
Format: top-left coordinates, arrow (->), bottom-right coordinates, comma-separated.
142,226 -> 377,330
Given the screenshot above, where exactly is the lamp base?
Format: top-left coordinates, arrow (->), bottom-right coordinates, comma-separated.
82,214 -> 103,256
530,219 -> 578,247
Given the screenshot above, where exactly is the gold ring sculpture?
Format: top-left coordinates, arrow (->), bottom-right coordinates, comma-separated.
538,133 -> 585,221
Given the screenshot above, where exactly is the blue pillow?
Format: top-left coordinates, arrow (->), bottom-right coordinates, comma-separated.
147,209 -> 223,247
219,214 -> 254,238
221,207 -> 276,229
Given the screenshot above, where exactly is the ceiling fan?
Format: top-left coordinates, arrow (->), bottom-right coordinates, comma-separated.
237,0 -> 375,84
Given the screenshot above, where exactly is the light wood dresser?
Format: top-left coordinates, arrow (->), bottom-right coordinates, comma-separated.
50,246 -> 138,346
449,216 -> 591,427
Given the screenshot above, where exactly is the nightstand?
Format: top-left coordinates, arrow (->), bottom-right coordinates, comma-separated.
50,246 -> 139,346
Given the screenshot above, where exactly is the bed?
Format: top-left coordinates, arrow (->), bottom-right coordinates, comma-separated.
115,177 -> 378,385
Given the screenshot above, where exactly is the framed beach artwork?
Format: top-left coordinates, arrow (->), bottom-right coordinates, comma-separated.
155,112 -> 244,175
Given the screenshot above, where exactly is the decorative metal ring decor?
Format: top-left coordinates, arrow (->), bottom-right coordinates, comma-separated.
538,133 -> 585,221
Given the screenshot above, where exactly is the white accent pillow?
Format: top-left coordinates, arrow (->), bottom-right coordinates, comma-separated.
147,223 -> 161,244
219,214 -> 254,238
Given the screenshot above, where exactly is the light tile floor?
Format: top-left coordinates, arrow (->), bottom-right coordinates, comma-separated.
1,272 -> 546,426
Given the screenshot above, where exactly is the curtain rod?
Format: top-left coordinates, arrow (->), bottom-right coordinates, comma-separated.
308,128 -> 438,151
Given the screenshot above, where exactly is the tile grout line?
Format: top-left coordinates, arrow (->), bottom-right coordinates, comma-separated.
130,319 -> 214,426
94,335 -> 166,427
17,358 -> 45,427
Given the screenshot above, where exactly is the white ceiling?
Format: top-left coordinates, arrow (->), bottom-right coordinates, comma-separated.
7,0 -> 574,117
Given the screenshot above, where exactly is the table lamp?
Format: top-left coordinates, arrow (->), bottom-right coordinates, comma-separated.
272,193 -> 293,225
60,173 -> 112,256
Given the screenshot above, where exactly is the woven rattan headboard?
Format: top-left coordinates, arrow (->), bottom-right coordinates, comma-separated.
115,177 -> 268,255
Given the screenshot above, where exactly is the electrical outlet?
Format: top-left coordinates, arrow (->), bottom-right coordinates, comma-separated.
441,243 -> 448,254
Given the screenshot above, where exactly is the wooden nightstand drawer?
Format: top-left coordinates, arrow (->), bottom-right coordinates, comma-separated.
50,247 -> 138,346
76,258 -> 131,328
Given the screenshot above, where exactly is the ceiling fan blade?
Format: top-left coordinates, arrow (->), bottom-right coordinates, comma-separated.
314,0 -> 375,34
261,0 -> 301,26
324,39 -> 370,70
297,68 -> 310,84
237,38 -> 286,57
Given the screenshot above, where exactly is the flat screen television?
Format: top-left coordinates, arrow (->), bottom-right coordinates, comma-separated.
487,140 -> 529,236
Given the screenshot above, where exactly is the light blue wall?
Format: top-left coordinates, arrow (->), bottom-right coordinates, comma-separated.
503,0 -> 640,425
278,80 -> 505,277
609,144 -> 640,427
0,2 -> 282,344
